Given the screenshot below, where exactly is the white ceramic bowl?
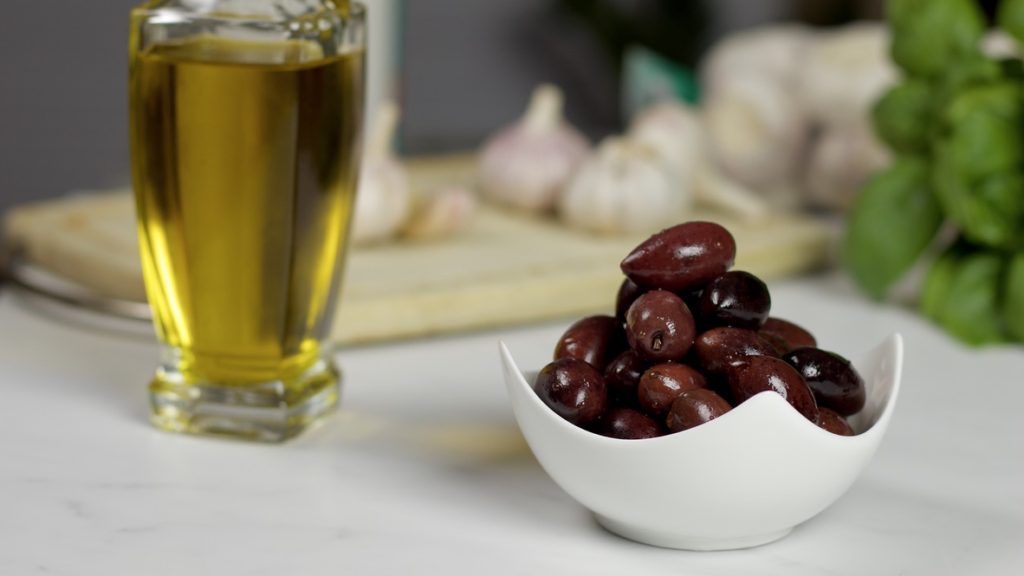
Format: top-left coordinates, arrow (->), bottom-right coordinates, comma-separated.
500,334 -> 902,550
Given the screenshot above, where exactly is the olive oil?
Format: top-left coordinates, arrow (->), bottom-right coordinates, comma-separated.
130,36 -> 364,438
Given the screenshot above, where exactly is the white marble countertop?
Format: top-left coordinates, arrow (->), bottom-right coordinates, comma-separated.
1,274 -> 1022,575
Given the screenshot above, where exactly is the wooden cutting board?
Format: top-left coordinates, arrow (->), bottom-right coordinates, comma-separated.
2,155 -> 833,344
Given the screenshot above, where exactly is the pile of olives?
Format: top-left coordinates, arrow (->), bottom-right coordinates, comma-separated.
535,221 -> 866,439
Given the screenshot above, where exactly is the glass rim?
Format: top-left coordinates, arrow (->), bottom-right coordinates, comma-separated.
131,1 -> 367,30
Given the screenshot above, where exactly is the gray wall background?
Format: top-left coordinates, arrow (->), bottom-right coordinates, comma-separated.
0,0 -> 816,215
1,0 -> 140,213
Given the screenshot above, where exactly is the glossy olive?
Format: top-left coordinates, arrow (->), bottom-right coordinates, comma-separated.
600,407 -> 662,439
666,388 -> 732,433
692,327 -> 776,375
603,350 -> 647,402
620,221 -> 737,292
783,347 -> 865,416
534,358 -> 608,427
625,290 -> 696,362
698,271 -> 771,329
615,278 -> 644,322
759,317 -> 817,353
637,363 -> 707,417
726,356 -> 819,422
816,407 -> 854,436
553,315 -> 622,370
680,289 -> 704,319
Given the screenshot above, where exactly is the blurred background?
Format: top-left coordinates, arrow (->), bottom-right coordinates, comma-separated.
0,0 -> 891,214
3,0 -> 1023,348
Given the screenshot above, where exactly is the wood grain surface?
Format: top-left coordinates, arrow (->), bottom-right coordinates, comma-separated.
2,155 -> 834,344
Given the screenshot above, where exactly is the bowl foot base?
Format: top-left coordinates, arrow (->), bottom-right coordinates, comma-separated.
595,515 -> 793,551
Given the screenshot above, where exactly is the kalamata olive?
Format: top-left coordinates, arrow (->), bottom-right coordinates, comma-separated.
554,315 -> 622,370
615,278 -> 644,322
759,317 -> 817,353
604,350 -> 646,402
625,290 -> 696,362
666,388 -> 732,433
756,331 -> 789,356
692,327 -> 776,375
680,289 -> 704,318
637,363 -> 707,417
726,356 -> 819,422
783,347 -> 865,416
534,358 -> 608,427
698,271 -> 771,330
600,407 -> 662,439
816,408 -> 854,436
620,221 -> 737,292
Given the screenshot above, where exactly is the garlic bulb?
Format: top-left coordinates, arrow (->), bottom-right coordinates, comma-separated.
558,137 -> 688,234
629,100 -> 768,220
804,124 -> 890,211
795,22 -> 897,128
700,24 -> 813,96
629,100 -> 702,190
352,101 -> 412,245
702,75 -> 808,204
402,186 -> 478,241
478,84 -> 590,212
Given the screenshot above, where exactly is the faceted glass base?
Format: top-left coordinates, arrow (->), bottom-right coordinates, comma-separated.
149,356 -> 340,443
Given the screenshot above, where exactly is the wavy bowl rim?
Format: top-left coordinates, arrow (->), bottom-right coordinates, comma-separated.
499,333 -> 903,449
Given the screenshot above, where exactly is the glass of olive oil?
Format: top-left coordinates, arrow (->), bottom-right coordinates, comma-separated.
129,0 -> 365,441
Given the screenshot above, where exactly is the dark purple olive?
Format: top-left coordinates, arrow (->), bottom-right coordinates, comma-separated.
615,278 -> 644,322
783,347 -> 865,416
692,327 -> 776,375
759,317 -> 817,353
680,289 -> 704,316
698,271 -> 771,330
603,350 -> 647,402
726,356 -> 819,422
534,358 -> 608,427
625,290 -> 696,362
666,389 -> 732,433
600,407 -> 662,439
620,221 -> 737,292
637,363 -> 707,417
816,407 -> 854,436
553,315 -> 622,370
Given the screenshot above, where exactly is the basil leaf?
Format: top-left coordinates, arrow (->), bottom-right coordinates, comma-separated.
872,79 -> 934,154
1005,253 -> 1024,342
998,0 -> 1024,46
922,250 -> 1006,345
844,158 -> 944,299
889,0 -> 985,79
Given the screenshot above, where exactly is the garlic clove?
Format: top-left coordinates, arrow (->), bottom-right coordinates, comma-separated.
693,158 -> 771,221
352,101 -> 413,246
795,22 -> 897,129
559,137 -> 687,235
478,84 -> 591,213
402,186 -> 478,241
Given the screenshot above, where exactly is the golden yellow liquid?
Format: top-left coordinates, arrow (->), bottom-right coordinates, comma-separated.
130,37 -> 363,385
